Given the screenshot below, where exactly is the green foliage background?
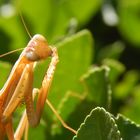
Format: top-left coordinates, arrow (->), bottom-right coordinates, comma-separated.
0,0 -> 140,139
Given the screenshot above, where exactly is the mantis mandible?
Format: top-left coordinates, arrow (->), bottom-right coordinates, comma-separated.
0,31 -> 76,139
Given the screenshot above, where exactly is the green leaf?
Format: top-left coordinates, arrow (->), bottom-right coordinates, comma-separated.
118,0 -> 140,46
81,66 -> 111,110
49,30 -> 93,107
73,107 -> 121,140
116,114 -> 140,140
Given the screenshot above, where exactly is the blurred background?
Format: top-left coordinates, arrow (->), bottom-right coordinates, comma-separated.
0,0 -> 140,139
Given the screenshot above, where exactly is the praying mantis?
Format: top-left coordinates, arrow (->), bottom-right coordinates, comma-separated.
0,15 -> 77,140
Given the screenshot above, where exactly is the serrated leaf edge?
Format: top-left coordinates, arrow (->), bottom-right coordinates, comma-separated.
116,114 -> 140,128
80,66 -> 112,110
80,65 -> 110,81
73,107 -> 122,140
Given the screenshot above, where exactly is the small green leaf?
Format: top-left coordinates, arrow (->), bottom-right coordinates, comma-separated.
73,107 -> 121,140
81,66 -> 111,110
116,114 -> 140,140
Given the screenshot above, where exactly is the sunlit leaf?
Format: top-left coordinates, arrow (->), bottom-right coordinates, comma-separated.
73,107 -> 121,140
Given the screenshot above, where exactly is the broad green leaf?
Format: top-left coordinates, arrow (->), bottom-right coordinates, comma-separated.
118,0 -> 140,46
81,66 -> 111,110
0,61 -> 11,88
116,114 -> 140,140
49,30 -> 93,107
73,107 -> 121,140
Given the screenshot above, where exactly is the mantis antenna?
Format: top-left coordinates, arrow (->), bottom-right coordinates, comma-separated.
16,0 -> 32,38
0,48 -> 24,58
19,11 -> 32,39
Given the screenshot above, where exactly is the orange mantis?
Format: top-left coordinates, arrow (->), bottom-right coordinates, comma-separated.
0,16 -> 77,139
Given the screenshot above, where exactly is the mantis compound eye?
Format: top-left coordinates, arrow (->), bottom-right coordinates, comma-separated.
25,50 -> 40,61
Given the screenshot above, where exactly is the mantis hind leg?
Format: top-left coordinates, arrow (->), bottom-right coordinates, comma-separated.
14,110 -> 28,140
46,99 -> 77,134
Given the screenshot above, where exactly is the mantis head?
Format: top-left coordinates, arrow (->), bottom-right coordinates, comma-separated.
25,34 -> 52,61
